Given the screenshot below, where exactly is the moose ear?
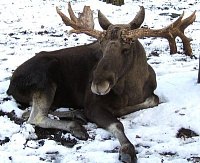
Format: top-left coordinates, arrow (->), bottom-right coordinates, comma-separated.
98,10 -> 112,30
129,6 -> 145,29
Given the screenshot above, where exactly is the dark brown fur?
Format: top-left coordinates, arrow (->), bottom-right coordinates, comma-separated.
7,9 -> 159,163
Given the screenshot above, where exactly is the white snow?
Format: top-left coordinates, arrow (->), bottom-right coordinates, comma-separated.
0,0 -> 200,162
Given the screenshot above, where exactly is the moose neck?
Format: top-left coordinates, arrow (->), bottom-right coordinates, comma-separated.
112,39 -> 148,95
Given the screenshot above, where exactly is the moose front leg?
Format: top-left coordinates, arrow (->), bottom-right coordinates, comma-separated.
108,123 -> 137,163
113,94 -> 159,117
84,106 -> 137,163
23,109 -> 87,125
28,84 -> 88,140
51,110 -> 87,125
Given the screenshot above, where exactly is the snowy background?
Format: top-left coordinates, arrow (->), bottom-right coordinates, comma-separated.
0,0 -> 200,162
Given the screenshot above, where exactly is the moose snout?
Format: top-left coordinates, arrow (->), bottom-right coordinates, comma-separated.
92,57 -> 117,95
91,81 -> 111,95
91,72 -> 116,95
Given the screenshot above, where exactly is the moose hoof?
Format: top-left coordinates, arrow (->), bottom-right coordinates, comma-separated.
70,122 -> 89,140
119,144 -> 137,163
22,110 -> 31,120
72,129 -> 89,140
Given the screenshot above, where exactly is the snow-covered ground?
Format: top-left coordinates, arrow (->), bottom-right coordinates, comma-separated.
0,0 -> 200,162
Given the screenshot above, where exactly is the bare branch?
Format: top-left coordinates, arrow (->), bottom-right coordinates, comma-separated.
198,57 -> 200,83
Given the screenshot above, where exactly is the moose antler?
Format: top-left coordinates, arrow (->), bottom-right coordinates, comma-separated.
57,3 -> 196,56
122,11 -> 196,56
56,2 -> 102,38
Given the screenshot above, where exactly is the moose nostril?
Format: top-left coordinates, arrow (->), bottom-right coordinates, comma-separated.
107,78 -> 114,86
107,73 -> 116,86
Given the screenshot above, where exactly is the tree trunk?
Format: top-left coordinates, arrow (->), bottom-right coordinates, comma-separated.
198,56 -> 200,83
102,0 -> 124,6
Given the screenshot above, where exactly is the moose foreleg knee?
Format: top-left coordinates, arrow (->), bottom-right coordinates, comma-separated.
108,123 -> 127,144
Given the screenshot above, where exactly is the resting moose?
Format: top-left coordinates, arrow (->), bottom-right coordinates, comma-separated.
7,3 -> 195,163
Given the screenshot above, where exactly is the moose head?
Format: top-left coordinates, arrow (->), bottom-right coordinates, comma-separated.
91,7 -> 145,95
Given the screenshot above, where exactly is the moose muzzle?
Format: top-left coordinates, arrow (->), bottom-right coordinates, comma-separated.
91,81 -> 111,95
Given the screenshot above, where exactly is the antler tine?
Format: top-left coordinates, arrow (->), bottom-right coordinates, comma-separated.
123,11 -> 196,56
68,2 -> 78,23
56,2 -> 102,39
56,6 -> 78,29
166,12 -> 184,30
180,10 -> 196,31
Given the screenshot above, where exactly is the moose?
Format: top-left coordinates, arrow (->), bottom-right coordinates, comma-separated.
7,3 -> 195,163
